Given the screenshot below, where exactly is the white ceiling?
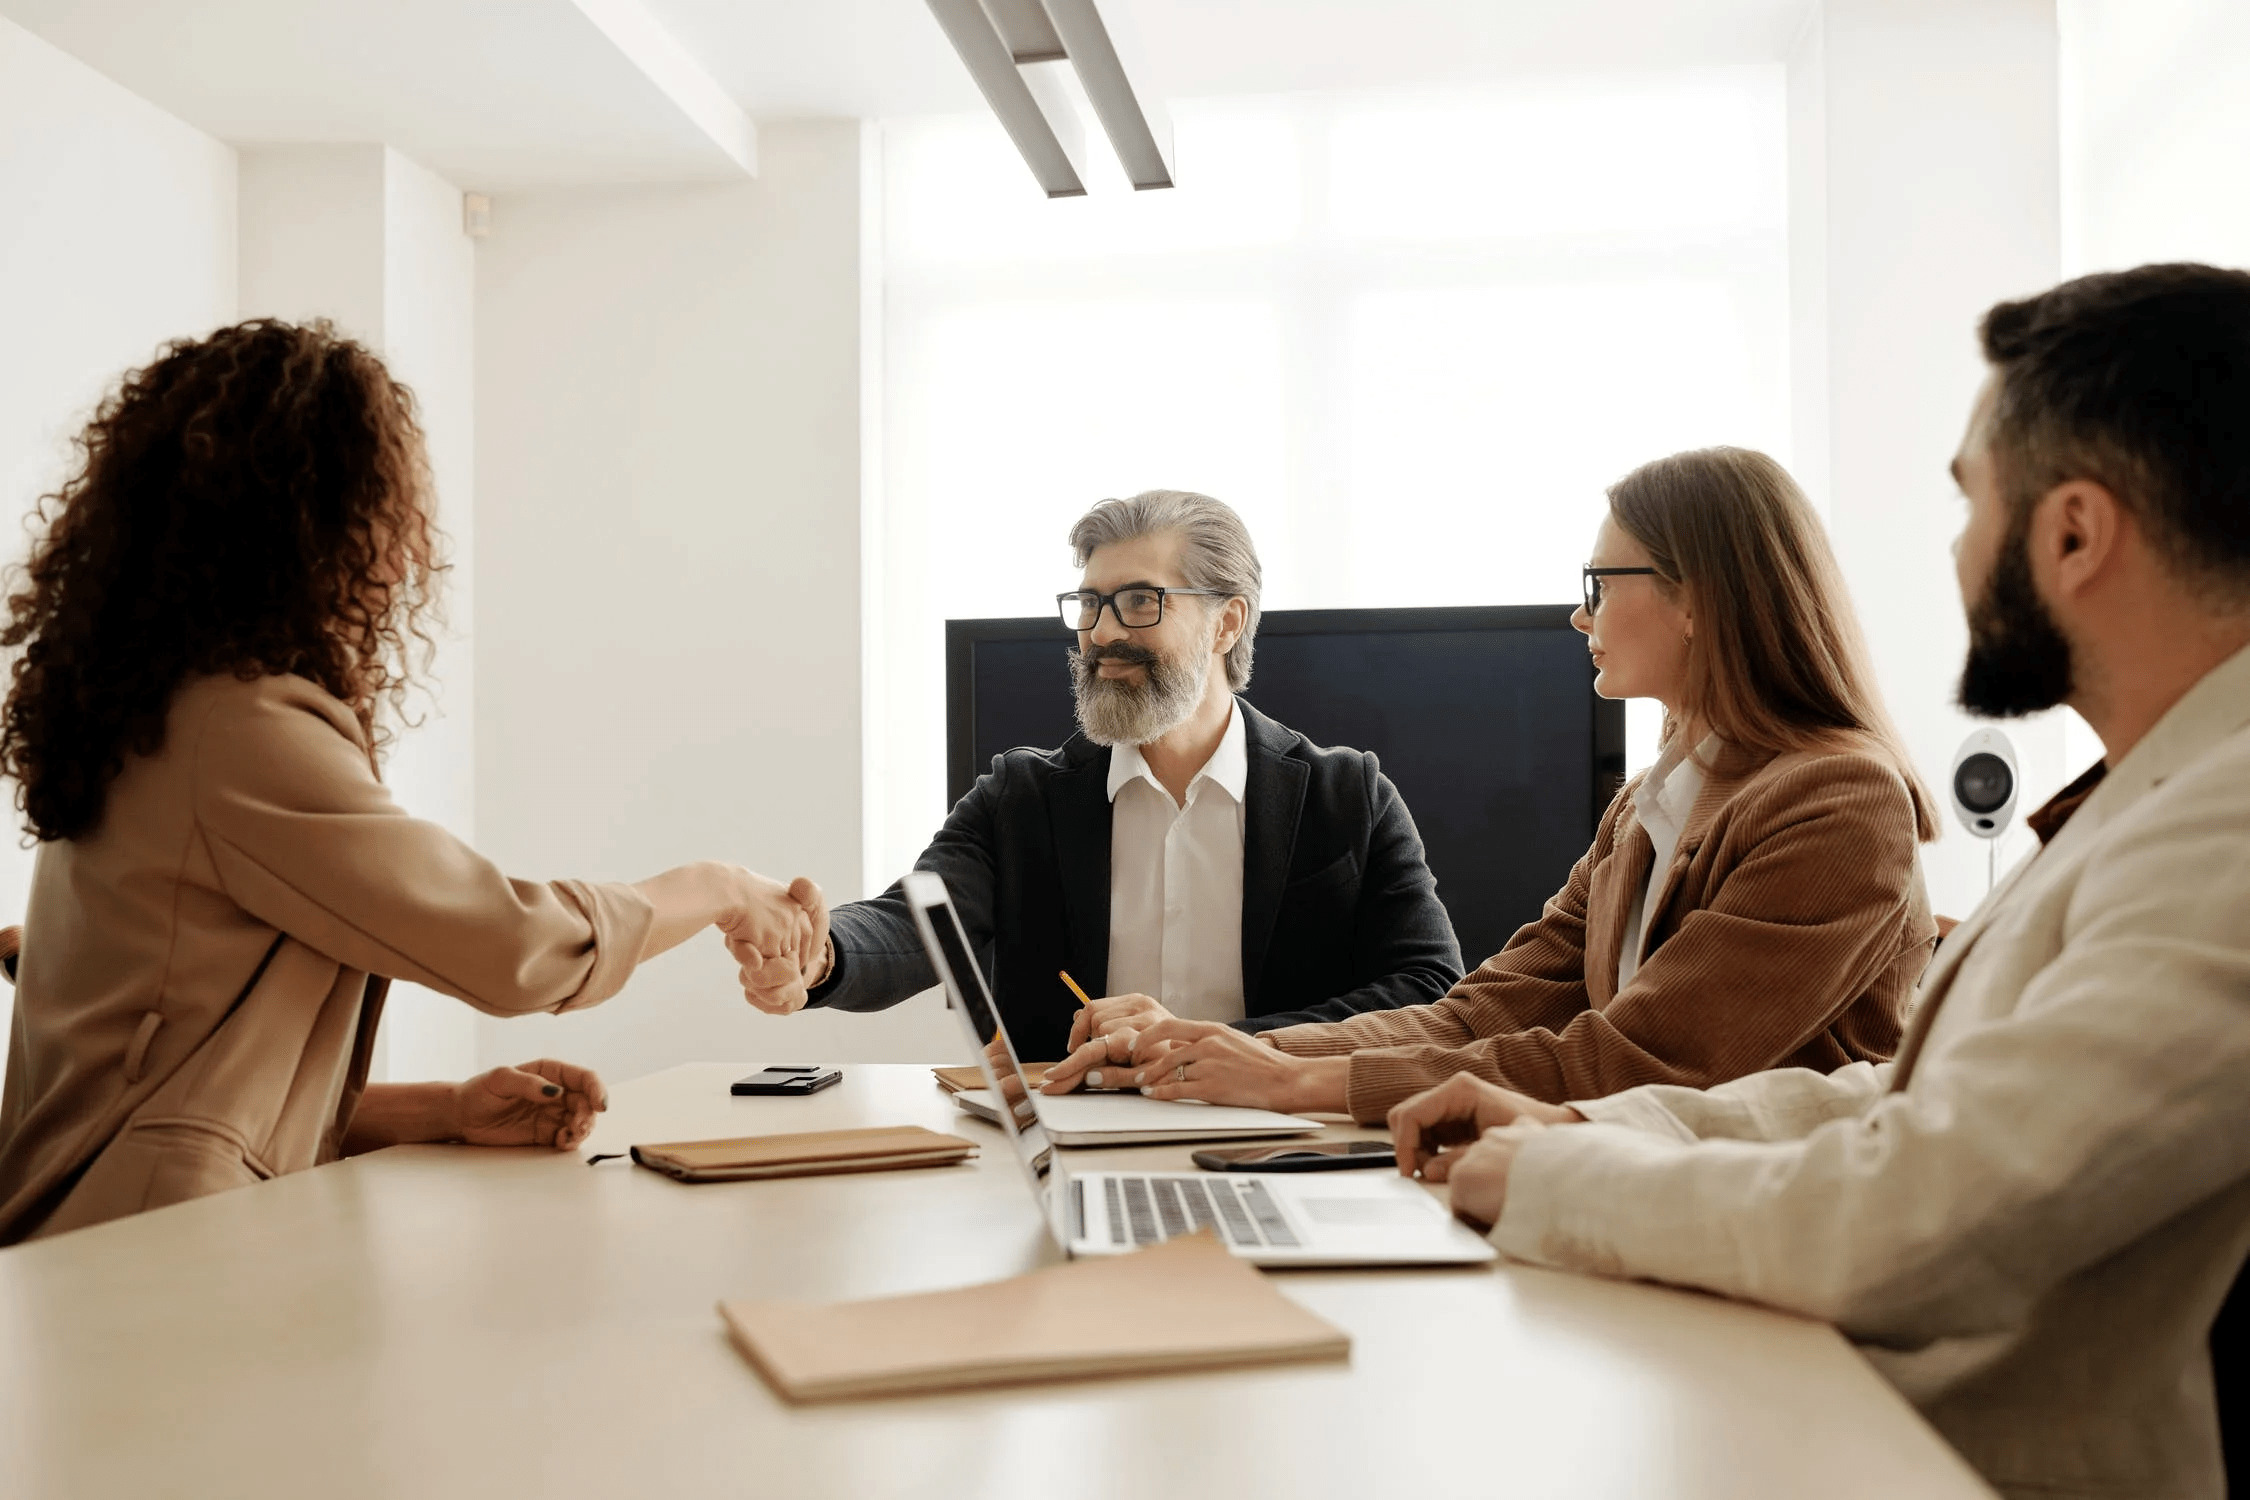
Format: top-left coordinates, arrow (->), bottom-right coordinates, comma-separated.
3,0 -> 1813,189
0,0 -> 749,188
648,0 -> 1814,120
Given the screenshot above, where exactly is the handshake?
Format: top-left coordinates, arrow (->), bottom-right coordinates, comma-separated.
714,868 -> 834,1015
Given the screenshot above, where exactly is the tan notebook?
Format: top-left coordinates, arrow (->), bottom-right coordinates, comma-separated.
719,1232 -> 1350,1401
931,1062 -> 1055,1094
630,1126 -> 977,1183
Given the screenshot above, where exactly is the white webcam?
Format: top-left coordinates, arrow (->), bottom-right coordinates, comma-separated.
1950,728 -> 2019,841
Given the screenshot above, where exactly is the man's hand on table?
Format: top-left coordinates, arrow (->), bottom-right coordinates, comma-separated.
1065,991 -> 1175,1053
1044,992 -> 1178,1092
1385,1074 -> 1583,1229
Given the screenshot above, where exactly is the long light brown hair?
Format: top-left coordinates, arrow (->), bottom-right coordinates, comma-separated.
1607,446 -> 1938,841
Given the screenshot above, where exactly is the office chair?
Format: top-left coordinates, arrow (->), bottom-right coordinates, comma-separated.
2218,1256 -> 2249,1495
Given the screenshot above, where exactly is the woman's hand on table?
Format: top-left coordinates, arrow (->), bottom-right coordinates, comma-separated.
451,1059 -> 609,1150
1064,991 -> 1174,1053
1041,1023 -> 1148,1093
1044,994 -> 1187,1092
1112,1019 -> 1350,1115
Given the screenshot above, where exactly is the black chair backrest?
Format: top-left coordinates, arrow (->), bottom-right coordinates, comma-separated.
2216,1256 -> 2249,1494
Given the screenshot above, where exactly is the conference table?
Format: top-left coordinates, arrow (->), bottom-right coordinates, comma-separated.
0,1063 -> 1994,1499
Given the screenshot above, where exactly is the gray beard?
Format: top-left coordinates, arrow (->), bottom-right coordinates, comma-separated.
1070,642 -> 1213,747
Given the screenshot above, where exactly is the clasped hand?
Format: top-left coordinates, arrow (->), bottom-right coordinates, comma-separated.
719,871 -> 831,1015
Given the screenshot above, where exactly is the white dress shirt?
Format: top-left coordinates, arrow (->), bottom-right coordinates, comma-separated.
1614,734 -> 1712,989
1104,702 -> 1248,1023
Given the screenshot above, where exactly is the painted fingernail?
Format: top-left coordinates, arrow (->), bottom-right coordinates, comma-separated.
543,1084 -> 561,1097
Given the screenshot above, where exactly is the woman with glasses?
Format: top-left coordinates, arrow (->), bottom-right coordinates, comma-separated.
1046,446 -> 1938,1124
0,321 -> 825,1245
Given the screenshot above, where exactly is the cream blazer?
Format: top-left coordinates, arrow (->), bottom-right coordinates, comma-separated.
1492,641 -> 2250,1500
0,674 -> 654,1245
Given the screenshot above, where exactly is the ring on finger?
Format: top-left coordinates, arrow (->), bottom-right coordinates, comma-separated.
1175,1062 -> 1188,1083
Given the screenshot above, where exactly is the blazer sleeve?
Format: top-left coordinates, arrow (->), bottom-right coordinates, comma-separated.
1493,758 -> 2250,1348
190,679 -> 653,1017
1236,760 -> 1464,1031
1315,754 -> 1920,1122
1570,1060 -> 1895,1144
808,757 -> 1006,1013
1257,791 -> 1620,1094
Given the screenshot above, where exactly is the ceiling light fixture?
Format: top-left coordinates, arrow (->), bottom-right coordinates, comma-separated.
925,0 -> 1174,197
1040,0 -> 1173,191
925,0 -> 1088,197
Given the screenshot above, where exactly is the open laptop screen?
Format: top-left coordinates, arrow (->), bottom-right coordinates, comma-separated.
902,871 -> 1055,1200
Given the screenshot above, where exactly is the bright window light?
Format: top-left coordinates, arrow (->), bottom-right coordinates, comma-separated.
873,71 -> 1788,885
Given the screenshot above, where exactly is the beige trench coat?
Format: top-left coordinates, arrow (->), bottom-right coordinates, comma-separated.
0,673 -> 654,1245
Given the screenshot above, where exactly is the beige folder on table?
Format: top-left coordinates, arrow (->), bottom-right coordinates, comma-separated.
719,1232 -> 1350,1401
931,1062 -> 1054,1094
630,1125 -> 977,1183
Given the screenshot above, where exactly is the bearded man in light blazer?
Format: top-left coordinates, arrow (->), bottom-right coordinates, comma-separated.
1384,262 -> 2250,1500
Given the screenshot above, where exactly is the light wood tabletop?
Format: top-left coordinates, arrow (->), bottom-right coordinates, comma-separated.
0,1062 -> 1993,1499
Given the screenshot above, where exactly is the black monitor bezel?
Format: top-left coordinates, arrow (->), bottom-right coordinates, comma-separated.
944,603 -> 1626,838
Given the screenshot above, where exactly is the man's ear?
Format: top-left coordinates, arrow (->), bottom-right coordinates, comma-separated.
1214,596 -> 1249,657
2036,478 -> 2127,599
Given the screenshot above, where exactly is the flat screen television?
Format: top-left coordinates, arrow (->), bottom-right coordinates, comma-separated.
945,604 -> 1626,966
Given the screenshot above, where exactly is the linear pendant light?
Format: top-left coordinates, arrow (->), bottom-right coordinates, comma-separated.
1041,0 -> 1173,190
925,0 -> 1174,197
925,0 -> 1087,197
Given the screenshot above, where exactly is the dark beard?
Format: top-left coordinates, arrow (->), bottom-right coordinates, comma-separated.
1068,638 -> 1208,746
1957,520 -> 2075,717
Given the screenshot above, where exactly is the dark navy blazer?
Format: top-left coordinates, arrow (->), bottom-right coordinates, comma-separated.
808,698 -> 1464,1062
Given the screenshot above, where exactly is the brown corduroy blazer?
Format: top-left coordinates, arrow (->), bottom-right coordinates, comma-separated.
1266,740 -> 1936,1123
0,674 -> 654,1246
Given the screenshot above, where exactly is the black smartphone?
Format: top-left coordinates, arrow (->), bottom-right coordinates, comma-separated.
731,1066 -> 843,1097
1191,1140 -> 1398,1172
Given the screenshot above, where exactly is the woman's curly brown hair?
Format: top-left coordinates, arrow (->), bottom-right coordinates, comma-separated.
0,319 -> 447,841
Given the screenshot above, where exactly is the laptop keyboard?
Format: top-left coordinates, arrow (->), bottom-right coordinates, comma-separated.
1100,1174 -> 1300,1249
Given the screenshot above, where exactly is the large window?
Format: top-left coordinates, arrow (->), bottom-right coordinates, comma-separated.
870,70 -> 1789,887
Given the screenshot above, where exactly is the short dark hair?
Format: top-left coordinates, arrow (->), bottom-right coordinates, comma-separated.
1979,263 -> 2250,597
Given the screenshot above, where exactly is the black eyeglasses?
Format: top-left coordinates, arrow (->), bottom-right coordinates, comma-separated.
1582,566 -> 1661,616
1057,586 -> 1230,631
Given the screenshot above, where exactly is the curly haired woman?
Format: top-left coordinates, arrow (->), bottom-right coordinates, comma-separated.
0,320 -> 824,1244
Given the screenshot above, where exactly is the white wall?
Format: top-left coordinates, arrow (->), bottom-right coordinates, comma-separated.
472,121 -> 960,1083
236,144 -> 480,1084
2061,0 -> 2250,274
0,15 -> 236,1063
2054,0 -> 2250,776
376,148 -> 481,1082
1790,0 -> 2072,921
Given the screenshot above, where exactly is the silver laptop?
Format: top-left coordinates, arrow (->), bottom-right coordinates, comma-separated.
904,871 -> 1498,1268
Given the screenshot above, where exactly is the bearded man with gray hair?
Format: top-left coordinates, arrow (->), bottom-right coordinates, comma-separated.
746,489 -> 1462,1062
